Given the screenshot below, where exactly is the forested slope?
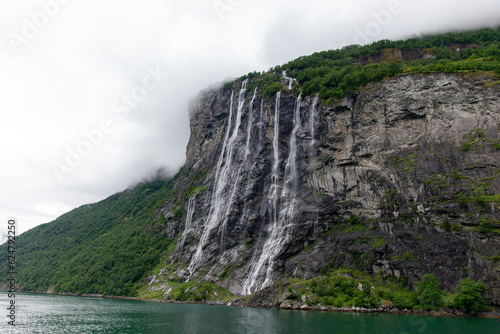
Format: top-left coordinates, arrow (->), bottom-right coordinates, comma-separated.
1,178 -> 178,296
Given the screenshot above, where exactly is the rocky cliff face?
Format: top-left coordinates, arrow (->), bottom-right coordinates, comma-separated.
154,73 -> 500,304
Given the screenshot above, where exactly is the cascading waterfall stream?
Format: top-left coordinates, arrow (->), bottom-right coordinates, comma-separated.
310,94 -> 318,152
308,94 -> 321,193
220,170 -> 242,254
235,89 -> 260,236
242,92 -> 281,295
175,195 -> 196,255
306,95 -> 320,238
243,92 -> 304,294
188,80 -> 248,274
219,81 -> 252,253
285,94 -> 301,193
269,92 -> 282,246
282,70 -> 295,90
245,89 -> 257,158
261,94 -> 302,289
258,100 -> 265,148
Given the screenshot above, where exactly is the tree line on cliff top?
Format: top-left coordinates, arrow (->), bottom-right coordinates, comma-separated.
237,26 -> 500,103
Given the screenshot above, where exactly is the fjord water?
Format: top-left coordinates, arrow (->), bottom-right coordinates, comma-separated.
1,293 -> 499,334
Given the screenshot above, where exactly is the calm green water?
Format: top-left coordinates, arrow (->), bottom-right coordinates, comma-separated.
0,292 -> 498,333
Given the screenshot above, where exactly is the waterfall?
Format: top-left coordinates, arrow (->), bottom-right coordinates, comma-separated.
284,94 -> 301,194
260,94 -> 302,289
310,94 -> 318,151
220,170 -> 242,254
188,80 -> 248,274
242,92 -> 281,295
269,92 -> 282,247
309,94 -> 320,193
282,70 -> 295,90
219,81 -> 251,253
175,195 -> 196,255
237,89 -> 259,230
245,89 -> 257,158
258,99 -> 265,148
243,92 -> 304,294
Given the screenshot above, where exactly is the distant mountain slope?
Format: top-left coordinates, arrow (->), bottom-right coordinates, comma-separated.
0,179 -> 177,296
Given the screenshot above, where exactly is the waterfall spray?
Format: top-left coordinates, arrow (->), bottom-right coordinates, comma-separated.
188,80 -> 248,274
175,195 -> 197,255
242,91 -> 282,295
243,93 -> 304,294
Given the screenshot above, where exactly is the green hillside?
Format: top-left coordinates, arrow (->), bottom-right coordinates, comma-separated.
1,178 -> 177,296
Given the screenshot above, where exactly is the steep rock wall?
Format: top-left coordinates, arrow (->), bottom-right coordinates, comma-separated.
157,73 -> 500,304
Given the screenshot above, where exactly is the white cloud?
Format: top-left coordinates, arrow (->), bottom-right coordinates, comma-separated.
0,0 -> 499,237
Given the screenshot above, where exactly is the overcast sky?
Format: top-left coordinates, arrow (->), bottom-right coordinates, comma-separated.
0,0 -> 499,242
